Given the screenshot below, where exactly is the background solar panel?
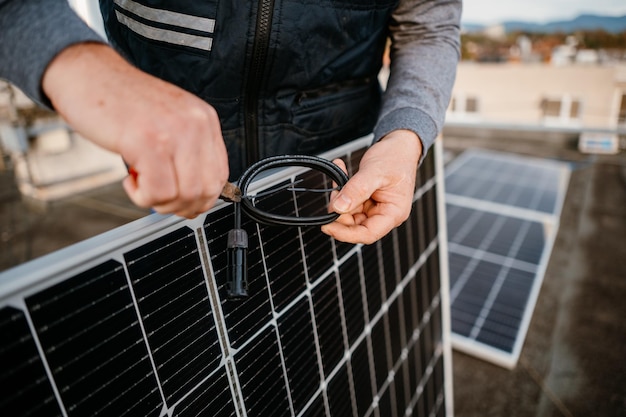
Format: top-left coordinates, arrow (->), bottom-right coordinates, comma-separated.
444,149 -> 570,368
444,150 -> 566,215
0,136 -> 453,417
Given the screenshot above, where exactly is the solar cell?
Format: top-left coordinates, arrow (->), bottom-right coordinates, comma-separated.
445,149 -> 570,368
26,260 -> 163,416
0,136 -> 452,417
0,307 -> 64,417
276,297 -> 319,414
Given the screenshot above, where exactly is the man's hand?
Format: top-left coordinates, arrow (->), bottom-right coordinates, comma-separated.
42,43 -> 229,219
321,130 -> 422,244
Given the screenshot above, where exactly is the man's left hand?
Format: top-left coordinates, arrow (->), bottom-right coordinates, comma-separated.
321,130 -> 422,244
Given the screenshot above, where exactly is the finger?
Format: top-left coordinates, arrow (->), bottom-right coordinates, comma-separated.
332,158 -> 348,176
327,159 -> 348,210
150,175 -> 219,219
331,211 -> 367,227
198,125 -> 230,205
123,155 -> 178,208
170,154 -> 212,217
329,170 -> 380,214
122,175 -> 139,204
322,212 -> 396,245
172,112 -> 226,216
161,177 -> 224,219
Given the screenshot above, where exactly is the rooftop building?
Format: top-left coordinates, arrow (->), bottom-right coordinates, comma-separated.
449,62 -> 626,133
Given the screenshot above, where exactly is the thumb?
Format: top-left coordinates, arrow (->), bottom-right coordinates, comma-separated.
331,171 -> 379,214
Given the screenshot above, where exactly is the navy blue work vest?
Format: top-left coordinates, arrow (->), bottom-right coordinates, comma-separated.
100,0 -> 398,179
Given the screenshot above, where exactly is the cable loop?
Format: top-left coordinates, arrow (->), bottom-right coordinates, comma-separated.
237,154 -> 349,226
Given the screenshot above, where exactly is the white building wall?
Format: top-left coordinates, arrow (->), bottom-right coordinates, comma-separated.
449,63 -> 626,129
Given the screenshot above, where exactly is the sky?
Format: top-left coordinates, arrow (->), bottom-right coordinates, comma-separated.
461,0 -> 626,25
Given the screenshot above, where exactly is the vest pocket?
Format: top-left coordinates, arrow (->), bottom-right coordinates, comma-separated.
288,78 -> 379,153
291,78 -> 376,135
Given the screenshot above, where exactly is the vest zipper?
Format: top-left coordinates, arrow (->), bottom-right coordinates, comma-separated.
244,0 -> 275,166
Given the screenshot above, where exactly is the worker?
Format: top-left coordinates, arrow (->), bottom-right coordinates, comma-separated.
0,0 -> 461,244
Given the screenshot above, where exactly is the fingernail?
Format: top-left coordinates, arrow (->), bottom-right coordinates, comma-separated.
334,194 -> 351,213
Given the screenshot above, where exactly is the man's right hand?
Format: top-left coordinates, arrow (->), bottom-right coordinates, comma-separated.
42,42 -> 229,219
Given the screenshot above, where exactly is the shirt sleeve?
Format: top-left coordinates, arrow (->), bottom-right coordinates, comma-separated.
373,0 -> 461,161
0,0 -> 106,108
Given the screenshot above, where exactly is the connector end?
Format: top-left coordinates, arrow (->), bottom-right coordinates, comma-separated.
226,229 -> 248,299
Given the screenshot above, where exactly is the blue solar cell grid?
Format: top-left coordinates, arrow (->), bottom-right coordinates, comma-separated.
445,151 -> 564,214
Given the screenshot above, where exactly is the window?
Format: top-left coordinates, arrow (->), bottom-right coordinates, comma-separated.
618,94 -> 626,125
466,97 -> 479,113
448,94 -> 480,120
541,95 -> 582,125
542,99 -> 561,117
569,100 -> 581,119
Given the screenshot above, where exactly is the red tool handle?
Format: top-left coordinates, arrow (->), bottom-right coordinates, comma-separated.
128,166 -> 139,181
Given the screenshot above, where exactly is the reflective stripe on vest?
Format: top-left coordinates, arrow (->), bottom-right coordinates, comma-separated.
114,0 -> 214,51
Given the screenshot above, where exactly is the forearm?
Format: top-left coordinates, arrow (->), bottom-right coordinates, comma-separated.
374,0 -> 461,160
0,0 -> 105,107
42,41 -> 229,219
42,42 -> 141,153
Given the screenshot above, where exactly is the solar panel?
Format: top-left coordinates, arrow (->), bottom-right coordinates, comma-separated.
444,149 -> 570,368
0,135 -> 453,417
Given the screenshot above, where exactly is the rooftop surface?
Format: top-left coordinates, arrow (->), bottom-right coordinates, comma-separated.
1,125 -> 625,416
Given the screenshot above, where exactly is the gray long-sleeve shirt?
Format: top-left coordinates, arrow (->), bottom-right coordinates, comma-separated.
0,0 -> 460,155
375,0 -> 461,154
0,0 -> 105,108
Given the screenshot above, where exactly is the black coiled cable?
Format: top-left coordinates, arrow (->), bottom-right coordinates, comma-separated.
238,154 -> 349,226
226,154 -> 349,300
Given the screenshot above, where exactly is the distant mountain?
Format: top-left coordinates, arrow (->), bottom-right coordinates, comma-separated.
463,14 -> 626,34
